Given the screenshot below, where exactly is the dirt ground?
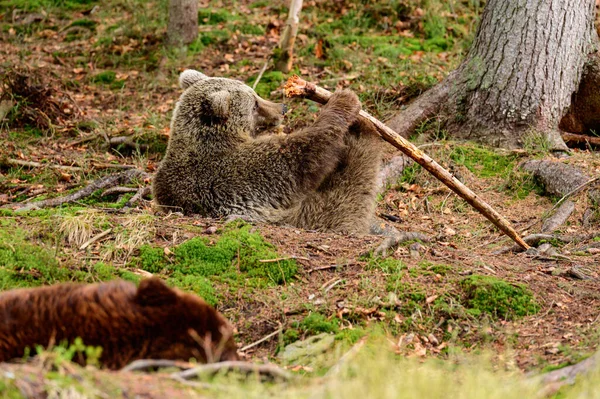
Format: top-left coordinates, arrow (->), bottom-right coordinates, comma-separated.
1,0 -> 600,396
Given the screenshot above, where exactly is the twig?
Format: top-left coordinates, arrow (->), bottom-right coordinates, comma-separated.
547,176 -> 600,216
172,361 -> 292,381
240,327 -> 282,352
80,229 -> 112,250
307,263 -> 351,273
324,279 -> 343,293
121,359 -> 194,373
6,158 -> 82,172
9,169 -> 148,212
93,163 -> 136,170
284,76 -> 529,251
252,59 -> 270,90
259,256 -> 310,263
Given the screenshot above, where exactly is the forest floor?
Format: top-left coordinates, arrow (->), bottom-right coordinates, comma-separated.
1,0 -> 600,397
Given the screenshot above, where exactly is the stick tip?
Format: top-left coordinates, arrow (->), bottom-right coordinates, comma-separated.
284,75 -> 308,98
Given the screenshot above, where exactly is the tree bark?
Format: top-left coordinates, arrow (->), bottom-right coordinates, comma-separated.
388,0 -> 598,149
167,0 -> 199,47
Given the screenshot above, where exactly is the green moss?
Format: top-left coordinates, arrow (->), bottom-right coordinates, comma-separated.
0,228 -> 70,290
91,71 -> 116,84
418,261 -> 452,276
297,313 -> 339,335
449,144 -> 517,178
198,9 -> 233,25
335,328 -> 366,345
460,275 -> 540,320
188,30 -> 230,53
283,328 -> 300,345
172,223 -> 296,285
246,71 -> 285,99
68,18 -> 96,29
168,274 -> 217,306
137,245 -> 167,273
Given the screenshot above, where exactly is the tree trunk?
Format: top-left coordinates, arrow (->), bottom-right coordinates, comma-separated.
387,0 -> 598,149
274,0 -> 303,73
447,0 -> 596,149
167,0 -> 198,47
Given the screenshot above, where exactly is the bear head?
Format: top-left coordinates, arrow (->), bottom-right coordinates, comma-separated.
172,69 -> 287,141
134,277 -> 239,363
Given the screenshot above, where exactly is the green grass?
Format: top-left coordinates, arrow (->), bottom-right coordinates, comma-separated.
460,275 -> 540,320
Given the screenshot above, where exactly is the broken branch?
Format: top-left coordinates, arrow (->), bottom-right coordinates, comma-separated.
284,76 -> 529,251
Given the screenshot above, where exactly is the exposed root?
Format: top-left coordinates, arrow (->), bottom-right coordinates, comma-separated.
121,359 -> 195,373
124,186 -> 152,208
540,200 -> 575,233
493,232 -> 600,255
384,77 -> 451,139
171,361 -> 292,381
8,169 -> 150,212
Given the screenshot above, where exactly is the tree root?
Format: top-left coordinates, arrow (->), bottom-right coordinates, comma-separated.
531,350 -> 600,397
385,77 -> 452,139
540,200 -> 575,233
171,360 -> 292,381
493,232 -> 600,255
8,169 -> 150,212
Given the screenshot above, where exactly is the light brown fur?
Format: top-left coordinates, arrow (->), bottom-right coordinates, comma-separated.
153,70 -> 382,234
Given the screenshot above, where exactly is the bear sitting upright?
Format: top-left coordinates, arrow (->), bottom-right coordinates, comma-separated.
0,278 -> 238,369
153,70 -> 382,234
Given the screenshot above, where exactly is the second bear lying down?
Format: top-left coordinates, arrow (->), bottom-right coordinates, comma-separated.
153,70 -> 382,234
0,278 -> 238,369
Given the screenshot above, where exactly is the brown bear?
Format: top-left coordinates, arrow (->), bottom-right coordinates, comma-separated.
0,278 -> 238,369
153,70 -> 382,234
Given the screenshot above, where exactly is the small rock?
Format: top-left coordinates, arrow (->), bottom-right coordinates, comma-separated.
204,226 -> 218,234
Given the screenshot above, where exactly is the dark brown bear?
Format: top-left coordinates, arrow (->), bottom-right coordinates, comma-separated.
0,278 -> 238,369
153,70 -> 382,234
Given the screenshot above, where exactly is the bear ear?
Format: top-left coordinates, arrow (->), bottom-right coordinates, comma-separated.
179,69 -> 208,89
208,90 -> 231,119
135,278 -> 178,307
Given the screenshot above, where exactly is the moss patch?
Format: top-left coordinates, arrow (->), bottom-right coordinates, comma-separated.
460,275 -> 540,320
449,144 -> 517,178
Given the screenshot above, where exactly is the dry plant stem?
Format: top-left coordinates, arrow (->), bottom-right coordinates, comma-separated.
282,76 -> 530,251
240,327 -> 282,352
79,228 -> 112,250
173,361 -> 292,381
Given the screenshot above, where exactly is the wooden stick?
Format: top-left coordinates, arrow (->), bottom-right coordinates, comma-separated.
284,76 -> 529,250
